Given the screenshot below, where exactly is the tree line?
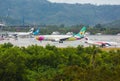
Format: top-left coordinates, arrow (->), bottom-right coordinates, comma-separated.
2,24 -> 120,35
0,43 -> 120,81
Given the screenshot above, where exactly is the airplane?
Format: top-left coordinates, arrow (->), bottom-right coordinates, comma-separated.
36,26 -> 86,43
84,37 -> 117,48
16,28 -> 34,36
7,28 -> 40,38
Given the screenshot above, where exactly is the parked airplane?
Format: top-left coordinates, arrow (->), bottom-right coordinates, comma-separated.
16,28 -> 34,36
36,26 -> 86,43
85,37 -> 117,47
7,28 -> 40,37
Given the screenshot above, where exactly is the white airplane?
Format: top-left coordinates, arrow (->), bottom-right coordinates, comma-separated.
7,28 -> 40,37
36,26 -> 87,43
85,37 -> 117,47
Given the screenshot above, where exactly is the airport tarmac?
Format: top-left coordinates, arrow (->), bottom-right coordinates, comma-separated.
0,35 -> 120,48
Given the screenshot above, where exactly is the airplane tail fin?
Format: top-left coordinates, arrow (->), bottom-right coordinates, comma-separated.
33,28 -> 40,35
75,26 -> 87,38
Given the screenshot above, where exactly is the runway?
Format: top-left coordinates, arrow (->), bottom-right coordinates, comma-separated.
0,35 -> 120,48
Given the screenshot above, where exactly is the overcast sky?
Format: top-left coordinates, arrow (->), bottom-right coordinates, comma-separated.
48,0 -> 120,5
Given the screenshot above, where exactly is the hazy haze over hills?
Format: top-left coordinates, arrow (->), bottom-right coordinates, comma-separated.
0,0 -> 120,26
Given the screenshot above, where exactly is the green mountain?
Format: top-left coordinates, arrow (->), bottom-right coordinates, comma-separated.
103,20 -> 120,28
0,0 -> 120,25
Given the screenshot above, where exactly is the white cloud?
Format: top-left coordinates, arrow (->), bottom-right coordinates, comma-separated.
48,0 -> 120,5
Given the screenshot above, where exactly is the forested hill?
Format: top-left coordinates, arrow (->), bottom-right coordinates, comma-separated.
0,0 -> 120,25
103,20 -> 120,28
